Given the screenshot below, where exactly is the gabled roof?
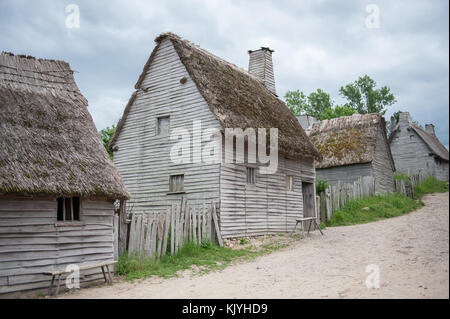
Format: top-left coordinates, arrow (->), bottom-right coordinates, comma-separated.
410,125 -> 449,161
389,120 -> 449,162
0,52 -> 130,199
110,33 -> 322,161
309,113 -> 394,169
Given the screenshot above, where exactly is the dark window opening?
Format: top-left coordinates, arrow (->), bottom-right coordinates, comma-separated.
169,174 -> 184,193
57,197 -> 81,221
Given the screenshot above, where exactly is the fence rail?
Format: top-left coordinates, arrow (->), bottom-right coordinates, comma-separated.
317,173 -> 427,224
125,197 -> 223,259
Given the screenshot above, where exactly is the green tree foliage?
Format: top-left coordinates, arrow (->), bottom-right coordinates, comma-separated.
99,125 -> 116,160
316,178 -> 329,194
339,75 -> 396,115
284,89 -> 355,120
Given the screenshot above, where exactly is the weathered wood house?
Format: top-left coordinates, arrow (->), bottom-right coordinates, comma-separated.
110,33 -> 322,238
0,52 -> 129,295
307,113 -> 396,194
389,112 -> 449,181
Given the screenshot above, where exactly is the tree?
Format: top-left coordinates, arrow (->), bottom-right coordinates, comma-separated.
284,90 -> 308,116
99,125 -> 116,160
339,75 -> 396,115
285,88 -> 355,120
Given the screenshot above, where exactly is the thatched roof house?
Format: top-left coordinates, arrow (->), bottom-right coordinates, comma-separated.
307,113 -> 395,194
389,112 -> 448,181
0,52 -> 129,295
111,33 -> 321,238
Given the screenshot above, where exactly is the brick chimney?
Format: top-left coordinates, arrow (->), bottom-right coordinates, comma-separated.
248,47 -> 276,95
425,124 -> 435,136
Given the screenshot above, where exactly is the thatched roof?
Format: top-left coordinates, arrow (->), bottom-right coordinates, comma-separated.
389,121 -> 449,161
309,113 -> 394,169
0,52 -> 130,199
110,33 -> 321,161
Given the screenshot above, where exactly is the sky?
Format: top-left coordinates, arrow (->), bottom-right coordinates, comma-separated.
1,0 -> 448,149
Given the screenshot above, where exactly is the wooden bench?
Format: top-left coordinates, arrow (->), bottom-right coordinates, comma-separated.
291,217 -> 323,237
43,261 -> 116,296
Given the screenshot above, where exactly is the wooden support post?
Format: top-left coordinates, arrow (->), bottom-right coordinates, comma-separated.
211,201 -> 223,247
118,200 -> 128,257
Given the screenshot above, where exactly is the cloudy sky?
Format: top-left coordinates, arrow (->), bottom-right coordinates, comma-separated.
1,0 -> 448,148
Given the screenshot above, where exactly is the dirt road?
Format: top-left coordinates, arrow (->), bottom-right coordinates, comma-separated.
60,192 -> 449,299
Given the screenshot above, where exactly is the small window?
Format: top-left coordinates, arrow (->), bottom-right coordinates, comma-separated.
157,116 -> 170,136
246,167 -> 256,184
57,197 -> 80,221
286,175 -> 293,191
169,174 -> 184,193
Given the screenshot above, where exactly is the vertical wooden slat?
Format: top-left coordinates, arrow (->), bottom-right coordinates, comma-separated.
113,215 -> 119,261
118,200 -> 128,256
211,200 -> 223,247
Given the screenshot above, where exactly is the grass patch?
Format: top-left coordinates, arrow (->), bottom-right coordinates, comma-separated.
413,176 -> 449,199
326,193 -> 423,227
394,173 -> 409,181
117,239 -> 285,281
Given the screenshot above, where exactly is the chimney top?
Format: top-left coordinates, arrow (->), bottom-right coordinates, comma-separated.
248,47 -> 276,95
248,47 -> 274,54
425,124 -> 435,136
398,112 -> 411,125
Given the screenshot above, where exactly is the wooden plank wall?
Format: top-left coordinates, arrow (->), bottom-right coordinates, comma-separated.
0,197 -> 115,295
316,163 -> 373,186
220,156 -> 315,238
113,38 -> 223,214
372,127 -> 395,194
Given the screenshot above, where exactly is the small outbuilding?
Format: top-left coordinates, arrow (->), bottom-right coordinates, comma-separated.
0,52 -> 129,295
388,112 -> 449,181
307,113 -> 396,194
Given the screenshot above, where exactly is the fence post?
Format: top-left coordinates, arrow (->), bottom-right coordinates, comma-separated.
118,200 -> 128,257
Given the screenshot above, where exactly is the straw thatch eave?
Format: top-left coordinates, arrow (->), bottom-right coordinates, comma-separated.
0,52 -> 130,199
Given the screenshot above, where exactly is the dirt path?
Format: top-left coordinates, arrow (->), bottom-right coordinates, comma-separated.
60,193 -> 449,299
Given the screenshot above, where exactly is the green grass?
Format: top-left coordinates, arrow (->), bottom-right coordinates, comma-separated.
117,240 -> 285,281
326,193 -> 423,227
413,176 -> 449,199
394,173 -> 409,181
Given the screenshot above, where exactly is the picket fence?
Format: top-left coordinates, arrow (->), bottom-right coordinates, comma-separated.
317,176 -> 376,223
127,197 -> 223,259
317,173 -> 428,223
394,173 -> 426,198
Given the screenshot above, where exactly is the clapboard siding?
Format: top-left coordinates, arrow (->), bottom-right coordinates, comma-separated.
372,128 -> 395,194
0,197 -> 115,295
113,38 -> 222,213
220,156 -> 315,238
316,163 -> 373,185
390,117 -> 449,181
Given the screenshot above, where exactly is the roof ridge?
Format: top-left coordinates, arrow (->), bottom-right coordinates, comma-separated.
1,51 -> 70,65
155,32 -> 265,85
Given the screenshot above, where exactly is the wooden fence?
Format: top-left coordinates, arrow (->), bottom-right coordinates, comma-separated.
394,173 -> 426,198
317,176 -> 376,223
317,173 -> 428,223
126,197 -> 223,259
